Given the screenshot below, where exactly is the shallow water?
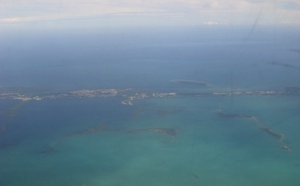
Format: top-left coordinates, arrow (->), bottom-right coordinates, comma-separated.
0,94 -> 299,186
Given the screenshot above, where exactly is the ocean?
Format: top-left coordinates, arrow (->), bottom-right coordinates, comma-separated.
0,26 -> 300,186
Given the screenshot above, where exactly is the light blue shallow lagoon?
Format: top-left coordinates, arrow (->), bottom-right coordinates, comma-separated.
1,94 -> 300,186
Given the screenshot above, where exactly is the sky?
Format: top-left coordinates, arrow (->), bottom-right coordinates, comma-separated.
0,0 -> 300,29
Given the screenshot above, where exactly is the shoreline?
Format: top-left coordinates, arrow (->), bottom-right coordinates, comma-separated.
1,87 -> 299,105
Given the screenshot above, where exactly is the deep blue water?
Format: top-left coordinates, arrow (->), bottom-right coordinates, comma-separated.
1,26 -> 299,91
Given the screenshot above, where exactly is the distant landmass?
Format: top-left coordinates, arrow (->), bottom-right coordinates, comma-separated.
1,85 -> 299,106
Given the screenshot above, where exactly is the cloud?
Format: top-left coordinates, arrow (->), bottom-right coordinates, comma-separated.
0,17 -> 25,22
243,0 -> 264,4
278,1 -> 300,10
0,0 -> 299,26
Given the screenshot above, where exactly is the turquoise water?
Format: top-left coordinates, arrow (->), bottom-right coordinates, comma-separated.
1,95 -> 299,186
